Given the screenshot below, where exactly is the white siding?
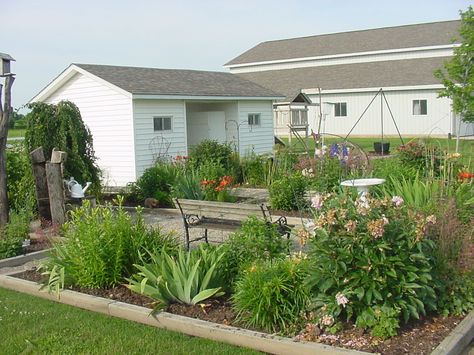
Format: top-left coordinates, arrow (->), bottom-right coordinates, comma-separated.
306,89 -> 452,137
238,101 -> 274,155
45,73 -> 135,186
133,99 -> 187,177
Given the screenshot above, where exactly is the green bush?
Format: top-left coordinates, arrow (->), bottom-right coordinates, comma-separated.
305,193 -> 437,337
241,153 -> 269,187
188,139 -> 235,174
397,140 -> 441,176
232,258 -> 310,334
128,244 -> 226,310
6,142 -> 36,213
40,199 -> 178,291
25,101 -> 101,193
134,162 -> 178,206
269,173 -> 307,211
220,216 -> 289,285
0,211 -> 32,259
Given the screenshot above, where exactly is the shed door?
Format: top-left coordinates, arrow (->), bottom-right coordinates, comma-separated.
207,112 -> 226,143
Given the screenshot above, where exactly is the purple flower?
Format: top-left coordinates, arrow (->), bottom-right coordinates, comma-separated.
391,196 -> 404,207
311,194 -> 324,209
329,143 -> 339,158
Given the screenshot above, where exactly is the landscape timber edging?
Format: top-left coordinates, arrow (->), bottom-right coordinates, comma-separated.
0,274 -> 372,355
430,310 -> 474,355
0,249 -> 51,268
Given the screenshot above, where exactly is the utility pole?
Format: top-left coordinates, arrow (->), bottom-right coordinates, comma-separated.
0,53 -> 16,227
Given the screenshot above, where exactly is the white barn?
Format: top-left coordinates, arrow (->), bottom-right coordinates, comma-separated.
225,20 -> 473,138
31,64 -> 282,186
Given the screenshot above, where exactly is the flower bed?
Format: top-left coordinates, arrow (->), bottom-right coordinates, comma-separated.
6,268 -> 470,354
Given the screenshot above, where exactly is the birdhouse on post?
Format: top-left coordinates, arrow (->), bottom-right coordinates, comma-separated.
0,52 -> 15,76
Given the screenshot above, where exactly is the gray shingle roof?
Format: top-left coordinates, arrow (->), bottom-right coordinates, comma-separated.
74,64 -> 282,98
226,20 -> 460,66
237,57 -> 447,101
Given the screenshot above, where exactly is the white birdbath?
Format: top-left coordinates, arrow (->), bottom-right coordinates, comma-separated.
340,178 -> 386,196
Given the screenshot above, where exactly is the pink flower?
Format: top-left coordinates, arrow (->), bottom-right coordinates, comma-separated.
311,194 -> 324,210
391,196 -> 404,207
335,292 -> 349,307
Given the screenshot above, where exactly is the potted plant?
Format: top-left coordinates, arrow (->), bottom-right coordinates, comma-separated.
373,141 -> 390,154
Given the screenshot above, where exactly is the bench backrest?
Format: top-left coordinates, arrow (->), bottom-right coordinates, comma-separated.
175,198 -> 269,221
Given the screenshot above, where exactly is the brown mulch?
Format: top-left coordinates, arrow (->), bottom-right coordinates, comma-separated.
12,268 -> 466,354
24,237 -> 52,254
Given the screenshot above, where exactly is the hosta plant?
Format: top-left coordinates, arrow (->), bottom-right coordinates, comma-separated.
304,192 -> 438,337
127,245 -> 226,311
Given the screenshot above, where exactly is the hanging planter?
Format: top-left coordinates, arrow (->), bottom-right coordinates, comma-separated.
373,141 -> 390,154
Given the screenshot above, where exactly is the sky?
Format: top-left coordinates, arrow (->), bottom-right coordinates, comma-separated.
2,0 -> 471,109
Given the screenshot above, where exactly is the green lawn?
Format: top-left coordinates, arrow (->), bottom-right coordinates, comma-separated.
7,128 -> 26,138
281,136 -> 474,163
0,287 -> 259,354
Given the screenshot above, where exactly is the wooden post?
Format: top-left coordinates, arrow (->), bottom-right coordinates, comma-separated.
30,147 -> 51,221
0,74 -> 15,227
46,150 -> 67,225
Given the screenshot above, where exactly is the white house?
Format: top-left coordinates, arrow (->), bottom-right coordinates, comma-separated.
31,64 -> 283,186
225,20 -> 473,138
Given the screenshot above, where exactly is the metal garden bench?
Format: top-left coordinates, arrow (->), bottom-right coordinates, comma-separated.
174,198 -> 291,250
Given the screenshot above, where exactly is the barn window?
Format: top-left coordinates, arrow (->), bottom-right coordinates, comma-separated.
334,103 -> 347,117
153,116 -> 172,131
413,100 -> 427,115
248,113 -> 261,126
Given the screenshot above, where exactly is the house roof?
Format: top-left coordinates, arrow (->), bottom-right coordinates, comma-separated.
73,63 -> 282,98
0,52 -> 15,61
237,57 -> 446,101
225,20 -> 460,66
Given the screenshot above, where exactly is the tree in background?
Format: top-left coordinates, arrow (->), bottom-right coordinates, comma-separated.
435,6 -> 474,151
25,101 -> 101,192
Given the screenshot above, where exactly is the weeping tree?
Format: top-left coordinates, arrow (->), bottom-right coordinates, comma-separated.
25,101 -> 101,193
435,6 -> 474,152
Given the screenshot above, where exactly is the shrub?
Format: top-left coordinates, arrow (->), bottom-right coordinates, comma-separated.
305,193 -> 437,337
269,172 -> 307,211
220,216 -> 289,285
241,153 -> 270,187
40,199 -> 178,291
128,245 -> 226,311
397,140 -> 441,176
6,143 -> 36,213
134,162 -> 178,206
0,211 -> 32,259
171,170 -> 204,200
188,139 -> 235,174
25,101 -> 101,193
232,258 -> 310,334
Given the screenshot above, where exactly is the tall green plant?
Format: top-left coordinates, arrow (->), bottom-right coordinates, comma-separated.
25,101 -> 101,192
232,258 -> 310,334
40,200 -> 178,291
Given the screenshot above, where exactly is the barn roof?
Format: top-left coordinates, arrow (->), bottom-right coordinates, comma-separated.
237,57 -> 446,101
226,20 -> 460,66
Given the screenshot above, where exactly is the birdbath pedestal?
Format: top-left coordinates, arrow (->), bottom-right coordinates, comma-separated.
340,178 -> 386,196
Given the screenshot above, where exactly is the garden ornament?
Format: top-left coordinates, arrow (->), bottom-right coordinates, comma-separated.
65,177 -> 92,198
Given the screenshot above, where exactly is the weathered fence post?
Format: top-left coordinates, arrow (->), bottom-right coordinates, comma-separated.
30,147 -> 51,221
46,150 -> 67,225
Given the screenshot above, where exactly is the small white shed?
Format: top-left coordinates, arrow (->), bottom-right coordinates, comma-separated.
31,64 -> 283,186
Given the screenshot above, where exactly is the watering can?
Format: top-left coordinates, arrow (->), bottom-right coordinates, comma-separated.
65,177 -> 92,198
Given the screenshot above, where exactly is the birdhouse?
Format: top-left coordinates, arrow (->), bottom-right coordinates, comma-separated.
0,52 -> 15,76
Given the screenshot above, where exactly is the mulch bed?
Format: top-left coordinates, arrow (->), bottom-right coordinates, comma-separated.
12,268 -> 466,354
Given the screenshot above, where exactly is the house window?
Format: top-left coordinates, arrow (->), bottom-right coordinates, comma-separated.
413,100 -> 427,115
153,116 -> 172,131
248,113 -> 261,126
334,103 -> 347,117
